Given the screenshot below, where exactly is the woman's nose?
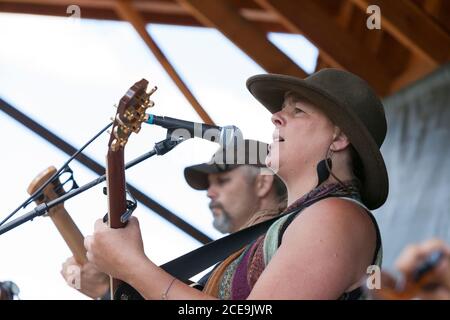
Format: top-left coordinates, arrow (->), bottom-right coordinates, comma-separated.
271,110 -> 285,127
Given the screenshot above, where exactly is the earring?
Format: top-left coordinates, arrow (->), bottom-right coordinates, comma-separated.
315,149 -> 333,187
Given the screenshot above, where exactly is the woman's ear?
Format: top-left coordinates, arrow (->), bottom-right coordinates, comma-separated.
254,174 -> 275,198
330,127 -> 350,152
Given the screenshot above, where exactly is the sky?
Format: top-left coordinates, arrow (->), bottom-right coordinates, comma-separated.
0,12 -> 317,299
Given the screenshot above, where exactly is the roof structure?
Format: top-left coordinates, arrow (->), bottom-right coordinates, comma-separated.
1,0 -> 449,242
2,0 -> 449,103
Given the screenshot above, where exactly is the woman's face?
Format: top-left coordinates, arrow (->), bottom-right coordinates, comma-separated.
266,93 -> 336,182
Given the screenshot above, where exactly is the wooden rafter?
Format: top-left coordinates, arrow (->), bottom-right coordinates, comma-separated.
0,0 -> 288,32
256,0 -> 392,96
350,0 -> 450,66
428,0 -> 450,34
1,0 -> 448,96
390,53 -> 436,92
114,0 -> 214,124
336,0 -> 355,29
177,0 -> 307,78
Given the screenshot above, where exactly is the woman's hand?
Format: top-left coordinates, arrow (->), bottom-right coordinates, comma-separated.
84,217 -> 152,283
84,216 -> 215,300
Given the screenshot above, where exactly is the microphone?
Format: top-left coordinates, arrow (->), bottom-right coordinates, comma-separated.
145,114 -> 241,146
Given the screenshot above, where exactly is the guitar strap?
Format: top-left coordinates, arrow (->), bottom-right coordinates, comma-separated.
113,211 -> 285,299
160,210 -> 283,279
114,193 -> 335,299
160,193 -> 333,280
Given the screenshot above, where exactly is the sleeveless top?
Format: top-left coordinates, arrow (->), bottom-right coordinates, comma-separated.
201,180 -> 383,300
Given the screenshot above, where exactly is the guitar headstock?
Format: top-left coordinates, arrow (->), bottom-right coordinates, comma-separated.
109,79 -> 157,152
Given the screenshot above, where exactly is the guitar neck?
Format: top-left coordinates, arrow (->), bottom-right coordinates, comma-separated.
27,166 -> 88,266
106,149 -> 127,299
104,77 -> 154,299
47,206 -> 88,265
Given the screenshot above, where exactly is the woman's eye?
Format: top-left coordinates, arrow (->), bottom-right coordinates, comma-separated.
294,108 -> 304,114
218,178 -> 230,185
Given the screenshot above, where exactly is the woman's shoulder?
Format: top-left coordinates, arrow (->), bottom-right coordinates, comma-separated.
281,196 -> 376,256
298,196 -> 372,228
255,197 -> 378,298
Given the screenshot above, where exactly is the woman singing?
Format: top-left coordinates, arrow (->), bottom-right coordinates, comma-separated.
84,68 -> 388,300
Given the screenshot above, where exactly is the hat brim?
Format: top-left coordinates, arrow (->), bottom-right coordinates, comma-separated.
184,163 -> 242,190
247,74 -> 388,210
184,163 -> 221,190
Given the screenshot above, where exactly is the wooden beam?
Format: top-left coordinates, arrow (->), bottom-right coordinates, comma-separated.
423,0 -> 450,34
344,2 -> 384,55
114,0 -> 214,124
256,0 -> 392,96
350,0 -> 450,66
0,0 -> 288,33
336,0 -> 355,29
176,0 -> 307,78
314,55 -> 329,72
422,0 -> 443,15
389,53 -> 435,92
376,31 -> 410,78
336,1 -> 383,56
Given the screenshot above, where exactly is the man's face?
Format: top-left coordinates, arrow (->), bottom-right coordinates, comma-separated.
207,166 -> 258,234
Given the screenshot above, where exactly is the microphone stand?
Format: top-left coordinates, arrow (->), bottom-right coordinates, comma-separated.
0,136 -> 184,236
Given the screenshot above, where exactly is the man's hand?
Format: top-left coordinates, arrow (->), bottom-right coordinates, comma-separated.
61,257 -> 109,299
395,238 -> 450,300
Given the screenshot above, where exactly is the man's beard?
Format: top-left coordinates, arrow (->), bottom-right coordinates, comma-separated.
209,202 -> 233,234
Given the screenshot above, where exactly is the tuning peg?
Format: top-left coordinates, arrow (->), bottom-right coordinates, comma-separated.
113,104 -> 118,109
148,86 -> 157,95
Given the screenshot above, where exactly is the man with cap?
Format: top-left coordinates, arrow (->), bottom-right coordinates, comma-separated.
184,139 -> 287,234
60,139 -> 286,299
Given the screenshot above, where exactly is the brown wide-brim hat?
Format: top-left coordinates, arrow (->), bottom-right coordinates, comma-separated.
246,68 -> 388,210
184,139 -> 269,190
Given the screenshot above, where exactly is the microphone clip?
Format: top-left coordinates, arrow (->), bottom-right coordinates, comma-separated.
102,188 -> 137,224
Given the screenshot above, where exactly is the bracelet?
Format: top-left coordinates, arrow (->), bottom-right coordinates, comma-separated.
162,277 -> 177,300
